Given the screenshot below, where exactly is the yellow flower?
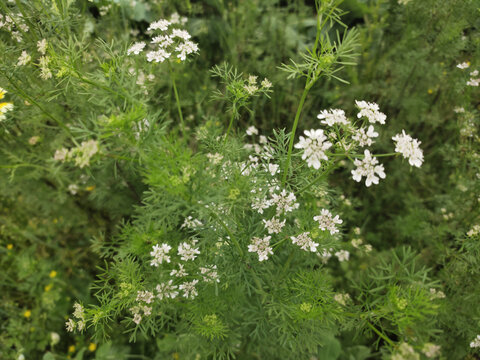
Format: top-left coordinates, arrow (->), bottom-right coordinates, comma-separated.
45,284 -> 53,292
86,185 -> 95,191
49,270 -> 57,278
88,343 -> 97,352
6,244 -> 13,250
172,353 -> 180,360
0,87 -> 6,99
23,310 -> 31,318
427,89 -> 434,94
68,345 -> 76,353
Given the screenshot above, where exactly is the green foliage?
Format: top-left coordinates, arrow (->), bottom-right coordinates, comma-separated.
1,0 -> 479,359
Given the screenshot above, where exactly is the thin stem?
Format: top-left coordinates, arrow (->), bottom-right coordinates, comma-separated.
0,71 -> 78,145
281,85 -> 310,187
224,102 -> 236,142
366,321 -> 395,347
169,64 -> 186,137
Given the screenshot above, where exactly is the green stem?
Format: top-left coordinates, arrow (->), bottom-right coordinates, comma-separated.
1,72 -> 78,145
169,64 -> 186,137
281,85 -> 310,187
366,321 -> 395,346
224,103 -> 236,142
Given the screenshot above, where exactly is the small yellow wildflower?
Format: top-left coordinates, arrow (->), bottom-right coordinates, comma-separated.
7,244 -> 13,250
23,310 -> 31,318
45,284 -> 53,292
86,185 -> 96,191
88,343 -> 97,352
172,353 -> 180,360
427,89 -> 434,94
68,345 -> 76,353
49,270 -> 57,278
0,87 -> 6,99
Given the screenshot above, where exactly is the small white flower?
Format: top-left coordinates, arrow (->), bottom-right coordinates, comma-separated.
152,35 -> 174,48
335,250 -> 350,262
246,126 -> 259,136
265,163 -> 279,176
200,265 -> 220,283
355,100 -> 387,124
136,290 -> 154,304
270,189 -> 299,215
470,335 -> 480,348
17,51 -> 31,66
314,209 -> 343,235
471,70 -> 479,77
261,78 -> 272,88
178,242 -> 200,261
248,236 -> 273,261
251,197 -> 272,214
243,84 -> 258,95
170,264 -> 188,277
150,243 -> 172,266
68,184 -> 79,195
37,38 -> 47,54
352,125 -> 378,147
351,150 -> 386,187
248,75 -> 257,84
456,62 -> 470,69
65,319 -> 75,332
263,217 -> 286,234
422,343 -> 441,358
148,19 -> 171,32
334,293 -> 351,306
467,78 -> 480,87
127,42 -> 146,55
171,29 -> 191,40
453,107 -> 465,113
317,249 -> 332,264
179,279 -> 199,299
50,332 -> 60,345
294,129 -> 333,169
291,232 -> 318,252
146,49 -> 171,63
181,216 -> 202,229
133,313 -> 142,324
206,152 -> 223,165
175,40 -> 198,61
392,130 -> 424,167
156,280 -> 179,300
317,109 -> 349,126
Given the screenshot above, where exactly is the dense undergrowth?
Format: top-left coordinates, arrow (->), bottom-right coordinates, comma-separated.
0,0 -> 479,359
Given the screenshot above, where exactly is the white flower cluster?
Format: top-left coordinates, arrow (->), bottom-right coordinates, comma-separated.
294,129 -> 332,169
178,241 -> 200,261
150,243 -> 171,266
317,109 -> 349,126
248,236 -> 273,261
0,13 -> 29,42
457,62 -> 479,86
351,150 -> 386,187
333,293 -> 351,306
127,15 -> 198,63
355,100 -> 387,124
65,303 -> 85,332
296,101 -> 422,186
421,343 -> 441,358
54,140 -> 99,168
471,335 -> 480,348
290,232 -> 318,252
467,224 -> 480,237
181,216 -> 202,230
392,130 -> 424,167
314,209 -> 343,235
